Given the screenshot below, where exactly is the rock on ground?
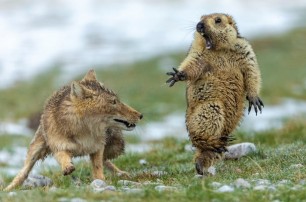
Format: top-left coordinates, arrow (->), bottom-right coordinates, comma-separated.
90,179 -> 107,189
155,185 -> 178,192
23,174 -> 52,188
216,185 -> 234,193
118,180 -> 141,187
225,142 -> 256,159
234,178 -> 251,189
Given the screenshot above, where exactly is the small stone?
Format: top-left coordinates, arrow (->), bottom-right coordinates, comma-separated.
211,182 -> 222,188
139,159 -> 147,165
253,185 -> 276,191
23,174 -> 53,188
207,166 -> 216,176
253,185 -> 266,191
277,179 -> 291,185
151,171 -> 167,177
216,185 -> 234,192
8,192 -> 17,197
105,185 -> 116,191
253,179 -> 271,186
234,178 -> 251,189
121,187 -> 143,193
142,180 -> 163,186
90,179 -> 107,189
118,180 -> 141,186
155,185 -> 178,192
70,198 -> 87,202
289,164 -> 303,169
299,179 -> 306,185
59,198 -> 87,202
225,143 -> 256,159
58,197 -> 69,202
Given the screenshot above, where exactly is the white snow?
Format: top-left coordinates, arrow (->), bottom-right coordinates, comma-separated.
0,0 -> 306,88
0,119 -> 32,136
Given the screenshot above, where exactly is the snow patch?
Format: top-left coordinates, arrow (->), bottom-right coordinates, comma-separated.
0,0 -> 306,88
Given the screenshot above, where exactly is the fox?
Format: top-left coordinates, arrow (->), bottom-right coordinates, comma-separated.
4,69 -> 143,191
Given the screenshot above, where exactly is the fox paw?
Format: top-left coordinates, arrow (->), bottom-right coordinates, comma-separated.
63,165 -> 75,176
117,171 -> 131,178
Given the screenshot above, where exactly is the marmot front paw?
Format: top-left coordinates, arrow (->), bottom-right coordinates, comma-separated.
246,96 -> 264,115
166,68 -> 187,87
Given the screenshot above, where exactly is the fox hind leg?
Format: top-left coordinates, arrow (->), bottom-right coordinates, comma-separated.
4,126 -> 48,191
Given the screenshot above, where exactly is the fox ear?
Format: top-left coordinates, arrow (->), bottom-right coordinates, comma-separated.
71,82 -> 84,98
82,69 -> 97,81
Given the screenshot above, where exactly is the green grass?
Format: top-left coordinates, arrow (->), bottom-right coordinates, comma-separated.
0,134 -> 305,201
253,28 -> 306,103
1,28 -> 306,201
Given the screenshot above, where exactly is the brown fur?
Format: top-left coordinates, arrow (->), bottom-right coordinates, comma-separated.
4,69 -> 142,191
166,13 -> 263,175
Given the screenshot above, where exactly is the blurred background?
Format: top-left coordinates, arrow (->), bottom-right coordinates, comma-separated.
0,0 -> 306,176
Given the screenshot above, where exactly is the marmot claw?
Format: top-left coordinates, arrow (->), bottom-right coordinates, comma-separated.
247,96 -> 264,115
166,67 -> 186,87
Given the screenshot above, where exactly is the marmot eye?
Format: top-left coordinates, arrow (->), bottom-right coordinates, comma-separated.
112,99 -> 117,105
215,18 -> 222,24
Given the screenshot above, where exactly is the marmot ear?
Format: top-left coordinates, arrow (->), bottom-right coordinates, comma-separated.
226,15 -> 241,38
82,69 -> 97,81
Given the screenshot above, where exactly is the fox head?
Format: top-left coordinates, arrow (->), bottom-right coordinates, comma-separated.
70,69 -> 143,131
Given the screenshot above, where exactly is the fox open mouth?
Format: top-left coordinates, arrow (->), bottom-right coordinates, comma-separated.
199,32 -> 213,50
114,119 -> 136,129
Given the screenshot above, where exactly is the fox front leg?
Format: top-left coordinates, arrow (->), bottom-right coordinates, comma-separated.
90,148 -> 105,180
166,68 -> 187,87
54,151 -> 75,175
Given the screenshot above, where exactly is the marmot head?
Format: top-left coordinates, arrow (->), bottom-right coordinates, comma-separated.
70,69 -> 143,131
195,13 -> 241,50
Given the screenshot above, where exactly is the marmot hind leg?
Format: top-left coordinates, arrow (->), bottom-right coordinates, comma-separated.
187,102 -> 228,175
194,148 -> 224,175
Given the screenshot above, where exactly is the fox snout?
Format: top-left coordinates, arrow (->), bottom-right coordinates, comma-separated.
113,103 -> 143,131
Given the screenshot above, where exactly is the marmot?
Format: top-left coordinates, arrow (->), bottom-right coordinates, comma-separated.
5,69 -> 143,191
166,13 -> 264,175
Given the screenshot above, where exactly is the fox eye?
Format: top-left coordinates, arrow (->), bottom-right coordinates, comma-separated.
215,18 -> 222,24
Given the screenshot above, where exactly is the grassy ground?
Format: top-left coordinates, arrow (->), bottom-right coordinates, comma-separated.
0,28 -> 306,201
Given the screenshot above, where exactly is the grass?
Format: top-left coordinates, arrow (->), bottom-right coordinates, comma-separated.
0,134 -> 305,201
1,27 -> 306,201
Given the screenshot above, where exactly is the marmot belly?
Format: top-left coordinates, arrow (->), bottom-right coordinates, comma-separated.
186,70 -> 244,149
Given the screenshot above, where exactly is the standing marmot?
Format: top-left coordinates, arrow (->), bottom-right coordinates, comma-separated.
166,13 -> 264,175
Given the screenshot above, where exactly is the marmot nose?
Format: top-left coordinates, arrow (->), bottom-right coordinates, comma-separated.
196,22 -> 205,33
139,114 -> 143,120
